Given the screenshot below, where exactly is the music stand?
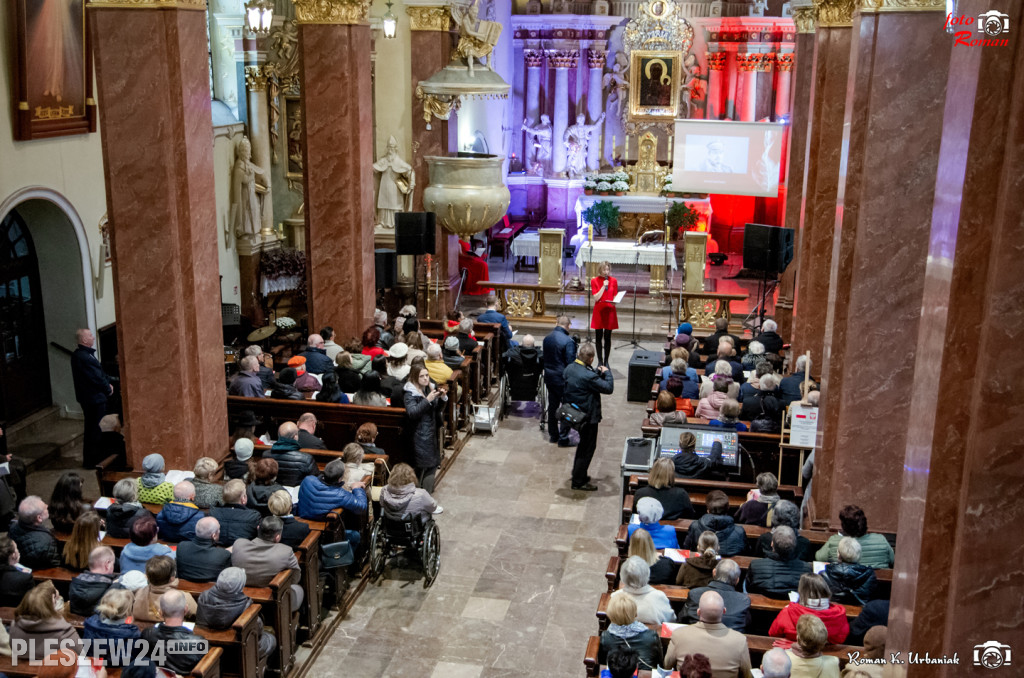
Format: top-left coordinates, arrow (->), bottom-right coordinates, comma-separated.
615,247 -> 644,351
585,242 -> 595,341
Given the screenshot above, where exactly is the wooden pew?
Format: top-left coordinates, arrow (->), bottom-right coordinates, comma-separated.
0,637 -> 223,678
614,521 -> 834,558
621,475 -> 803,522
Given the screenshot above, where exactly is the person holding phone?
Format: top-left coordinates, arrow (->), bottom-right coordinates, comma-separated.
591,261 -> 618,368
404,365 -> 448,494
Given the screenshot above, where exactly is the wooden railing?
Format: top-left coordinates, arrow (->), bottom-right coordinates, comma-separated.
479,280 -> 561,321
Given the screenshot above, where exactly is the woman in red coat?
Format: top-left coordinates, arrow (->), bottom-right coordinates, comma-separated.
768,573 -> 850,645
590,261 -> 618,368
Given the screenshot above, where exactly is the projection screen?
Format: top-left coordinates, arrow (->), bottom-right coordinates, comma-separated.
671,120 -> 788,197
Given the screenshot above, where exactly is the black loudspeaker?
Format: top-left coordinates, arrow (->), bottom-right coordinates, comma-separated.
627,349 -> 663,402
743,223 -> 795,275
395,212 -> 436,255
374,249 -> 397,289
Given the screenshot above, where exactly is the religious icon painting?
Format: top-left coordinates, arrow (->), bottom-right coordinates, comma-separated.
629,50 -> 682,122
9,0 -> 97,140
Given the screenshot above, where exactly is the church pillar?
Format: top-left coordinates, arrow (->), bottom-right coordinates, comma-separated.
524,49 -> 544,129
293,0 -> 375,334
88,0 -> 228,468
243,66 -> 277,240
548,49 -> 577,175
788,1 -> 851,375
734,53 -> 758,122
773,53 -> 792,120
706,52 -> 727,120
586,49 -> 606,172
811,0 -> 956,534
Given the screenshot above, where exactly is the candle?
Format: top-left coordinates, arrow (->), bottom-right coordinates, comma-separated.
668,135 -> 673,164
625,135 -> 629,161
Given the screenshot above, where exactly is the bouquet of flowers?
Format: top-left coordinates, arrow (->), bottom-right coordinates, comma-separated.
275,317 -> 297,330
611,180 -> 629,192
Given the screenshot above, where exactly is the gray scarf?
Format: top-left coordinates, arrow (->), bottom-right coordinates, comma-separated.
608,621 -> 648,639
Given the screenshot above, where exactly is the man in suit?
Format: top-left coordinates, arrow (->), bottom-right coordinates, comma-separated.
231,516 -> 303,611
71,328 -> 112,467
663,590 -> 753,677
542,315 -> 577,446
176,517 -> 231,583
683,559 -> 751,633
296,413 -> 327,450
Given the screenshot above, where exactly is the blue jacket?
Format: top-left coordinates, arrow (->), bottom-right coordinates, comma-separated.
296,475 -> 368,519
477,309 -> 513,343
628,522 -> 679,550
119,543 -> 174,574
780,371 -> 807,406
542,326 -> 577,387
299,347 -> 335,374
155,501 -> 203,542
71,345 -> 110,405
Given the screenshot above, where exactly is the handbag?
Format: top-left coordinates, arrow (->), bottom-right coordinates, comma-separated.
556,401 -> 588,429
370,458 -> 390,503
321,540 -> 354,569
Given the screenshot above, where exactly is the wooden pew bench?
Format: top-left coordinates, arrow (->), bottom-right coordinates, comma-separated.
0,648 -> 224,678
614,520 -> 834,558
621,475 -> 804,522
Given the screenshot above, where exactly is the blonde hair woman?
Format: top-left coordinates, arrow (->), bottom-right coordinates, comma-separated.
633,458 -> 695,521
192,457 -> 223,508
627,528 -> 678,586
786,614 -> 841,678
10,581 -> 80,660
590,261 -> 618,367
599,592 -> 663,671
82,588 -> 142,663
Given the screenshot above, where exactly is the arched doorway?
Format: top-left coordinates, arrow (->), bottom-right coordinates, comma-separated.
0,209 -> 51,421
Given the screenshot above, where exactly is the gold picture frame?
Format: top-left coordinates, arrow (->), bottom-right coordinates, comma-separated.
628,50 -> 682,121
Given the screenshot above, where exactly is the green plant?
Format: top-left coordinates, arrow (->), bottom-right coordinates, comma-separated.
667,202 -> 700,237
581,200 -> 621,237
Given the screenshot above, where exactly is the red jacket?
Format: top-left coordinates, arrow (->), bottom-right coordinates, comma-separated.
768,601 -> 850,644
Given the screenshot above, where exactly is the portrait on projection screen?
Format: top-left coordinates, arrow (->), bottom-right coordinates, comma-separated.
629,51 -> 681,121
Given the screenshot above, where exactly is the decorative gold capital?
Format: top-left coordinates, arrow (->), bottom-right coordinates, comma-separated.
814,0 -> 855,27
791,4 -> 817,32
859,0 -> 944,12
245,65 -> 269,92
406,6 -> 450,31
292,0 -> 370,25
706,52 -> 727,71
87,0 -> 205,9
776,53 -> 795,72
546,49 -> 579,69
524,49 -> 544,68
587,50 -> 607,69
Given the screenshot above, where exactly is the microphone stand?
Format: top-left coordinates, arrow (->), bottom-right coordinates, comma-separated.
585,242 -> 594,342
615,246 -> 644,351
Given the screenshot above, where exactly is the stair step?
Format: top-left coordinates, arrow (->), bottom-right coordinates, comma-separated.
8,442 -> 62,474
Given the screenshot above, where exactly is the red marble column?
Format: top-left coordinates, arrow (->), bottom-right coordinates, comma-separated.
734,54 -> 757,122
706,52 -> 727,120
887,2 -> 1023,667
89,1 -> 228,469
296,2 -> 375,335
812,4 -> 957,533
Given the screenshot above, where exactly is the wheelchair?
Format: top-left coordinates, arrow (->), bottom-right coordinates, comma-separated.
368,513 -> 441,588
500,353 -> 547,432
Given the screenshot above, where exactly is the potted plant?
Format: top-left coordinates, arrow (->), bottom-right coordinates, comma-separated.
584,179 -> 596,195
612,170 -> 630,185
595,180 -> 612,195
661,175 -> 675,197
667,201 -> 701,238
581,200 -> 621,238
611,180 -> 629,196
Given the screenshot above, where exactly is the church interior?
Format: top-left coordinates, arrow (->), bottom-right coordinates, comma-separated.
0,0 -> 1021,675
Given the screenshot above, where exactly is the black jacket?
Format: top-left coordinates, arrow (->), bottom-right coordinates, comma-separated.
247,483 -> 286,516
740,389 -> 782,423
823,561 -> 877,605
683,580 -> 752,632
700,331 -> 741,359
672,450 -> 727,480
705,358 -> 745,383
210,504 -> 260,546
8,520 -> 61,569
405,387 -> 445,470
82,614 -> 143,666
754,531 -> 815,562
280,516 -> 311,548
299,347 -> 334,375
105,503 -> 149,540
456,333 -> 478,355
263,439 -> 318,487
223,458 -> 249,481
141,624 -> 204,675
847,599 -> 889,646
648,556 -> 681,586
71,345 -> 110,405
197,586 -> 252,630
745,551 -> 811,599
270,383 -> 303,400
542,326 -> 577,388
0,563 -> 36,607
257,366 -> 276,390
503,345 -> 543,400
598,626 -> 663,671
633,486 -> 695,521
682,514 -> 746,557
69,570 -> 117,616
335,367 -> 363,393
562,361 -> 614,424
754,331 -> 784,355
779,371 -> 809,406
176,538 -> 232,583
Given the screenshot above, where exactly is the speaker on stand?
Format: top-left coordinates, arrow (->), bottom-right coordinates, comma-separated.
742,223 -> 795,330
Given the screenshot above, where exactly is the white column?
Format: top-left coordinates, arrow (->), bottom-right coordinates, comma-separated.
775,53 -> 793,120
586,49 -> 606,172
736,53 -> 758,122
244,65 -> 275,239
548,49 -> 577,175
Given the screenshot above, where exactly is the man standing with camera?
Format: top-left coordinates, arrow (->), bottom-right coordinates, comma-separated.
562,342 -> 613,491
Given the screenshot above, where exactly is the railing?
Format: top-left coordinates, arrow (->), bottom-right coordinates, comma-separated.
479,281 -> 561,320
452,268 -> 469,313
672,291 -> 748,330
49,341 -> 75,357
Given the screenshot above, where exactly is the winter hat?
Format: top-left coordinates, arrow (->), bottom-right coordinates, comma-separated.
215,567 -> 247,595
142,454 -> 165,474
674,333 -> 692,347
444,336 -> 460,351
117,570 -> 149,591
234,438 -> 255,462
677,322 -> 693,335
388,343 -> 409,360
287,356 -> 307,368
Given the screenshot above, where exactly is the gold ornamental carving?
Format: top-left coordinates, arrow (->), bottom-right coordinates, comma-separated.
814,0 -> 855,27
87,0 -> 205,9
859,0 -> 943,12
291,0 -> 370,25
587,50 -> 607,69
706,52 -> 727,71
791,5 -> 817,32
416,85 -> 461,126
524,49 -> 544,68
406,6 -> 450,31
244,65 -> 269,92
547,49 -> 579,69
776,53 -> 795,72
735,53 -> 758,72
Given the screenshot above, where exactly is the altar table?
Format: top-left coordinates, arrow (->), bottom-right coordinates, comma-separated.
575,241 -> 677,294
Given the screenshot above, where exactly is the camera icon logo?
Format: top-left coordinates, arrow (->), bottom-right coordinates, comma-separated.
978,10 -> 1010,37
974,640 -> 1012,669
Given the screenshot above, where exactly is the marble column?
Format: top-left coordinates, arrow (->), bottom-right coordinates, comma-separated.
705,52 -> 727,120
734,53 -> 758,122
586,49 -> 606,172
773,53 -> 792,120
788,4 -> 851,379
293,0 -> 375,333
243,66 -> 278,243
724,51 -> 739,120
89,0 -> 228,468
812,0 -> 956,534
548,49 -> 578,175
524,49 -> 544,170
755,53 -> 775,122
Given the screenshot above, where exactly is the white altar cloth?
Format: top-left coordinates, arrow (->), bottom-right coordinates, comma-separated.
510,233 -> 540,259
574,241 -> 676,270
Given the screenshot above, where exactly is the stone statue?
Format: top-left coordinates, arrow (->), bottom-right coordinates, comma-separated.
230,136 -> 268,239
679,52 -> 706,119
373,136 -> 415,229
521,115 -> 552,175
563,113 -> 605,178
451,0 -> 502,76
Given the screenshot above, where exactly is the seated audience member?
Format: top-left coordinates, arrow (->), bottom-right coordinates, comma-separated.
699,318 -> 741,360
247,458 -> 286,516
424,342 -> 454,384
106,478 -> 150,539
231,517 -> 304,612
299,333 -> 334,374
503,335 -> 542,398
741,340 -> 766,370
705,341 -> 744,384
321,326 -> 342,361
0,536 -> 37,607
228,356 -> 265,398
780,355 -> 812,406
315,372 -> 350,404
682,490 -> 746,556
739,361 -> 773,401
241,346 -> 275,390
754,500 -> 813,561
176,517 -> 231,583
444,309 -> 465,336
197,568 -> 276,663
455,318 -> 478,355
695,376 -> 732,420
9,496 -> 61,570
132,556 -> 197,622
664,358 -> 701,400
62,511 -> 104,570
628,528 -> 678,586
610,556 -> 674,625
769,573 -> 850,645
598,594 -> 663,671
478,293 -> 513,344
373,309 -> 395,348
786,614 -> 841,678
677,531 -> 720,588
699,360 -> 740,401
842,626 -> 886,678
49,472 -> 91,532
380,462 -> 438,524
678,654 -> 714,678
846,600 -> 889,647
683,559 -> 751,633
211,480 -> 261,546
10,581 -> 81,660
651,390 -> 688,426
98,414 -> 128,469
663,590 -> 752,676
140,591 -> 205,675
361,326 -> 388,358
119,513 -> 174,574
672,433 -> 729,480
816,505 -> 894,569
822,537 -> 877,606
155,482 -> 203,542
442,336 -> 466,370
136,454 -> 175,505
393,306 -> 417,343
191,457 -> 224,509
225,437 -> 256,481
83,588 -> 142,666
634,458 -> 694,520
627,497 -> 679,550
297,460 -> 367,547
604,648 -> 639,678
384,343 -> 412,388
734,472 -> 781,526
289,356 -> 321,393
747,526 -> 811,599
709,398 -> 748,431
662,346 -> 699,383
353,373 -> 388,406
334,351 -> 365,393
270,367 -> 303,400
70,546 -> 117,616
264,422 -> 318,487
296,412 -> 328,449
267,490 -> 309,548
356,422 -> 386,457
741,372 -> 782,423
755,319 -> 785,355
341,444 -> 374,490
760,648 -> 793,678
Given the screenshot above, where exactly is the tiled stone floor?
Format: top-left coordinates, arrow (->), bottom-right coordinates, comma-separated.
305,336 -> 650,678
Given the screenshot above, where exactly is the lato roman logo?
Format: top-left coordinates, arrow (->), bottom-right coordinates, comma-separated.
945,9 -> 1011,46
